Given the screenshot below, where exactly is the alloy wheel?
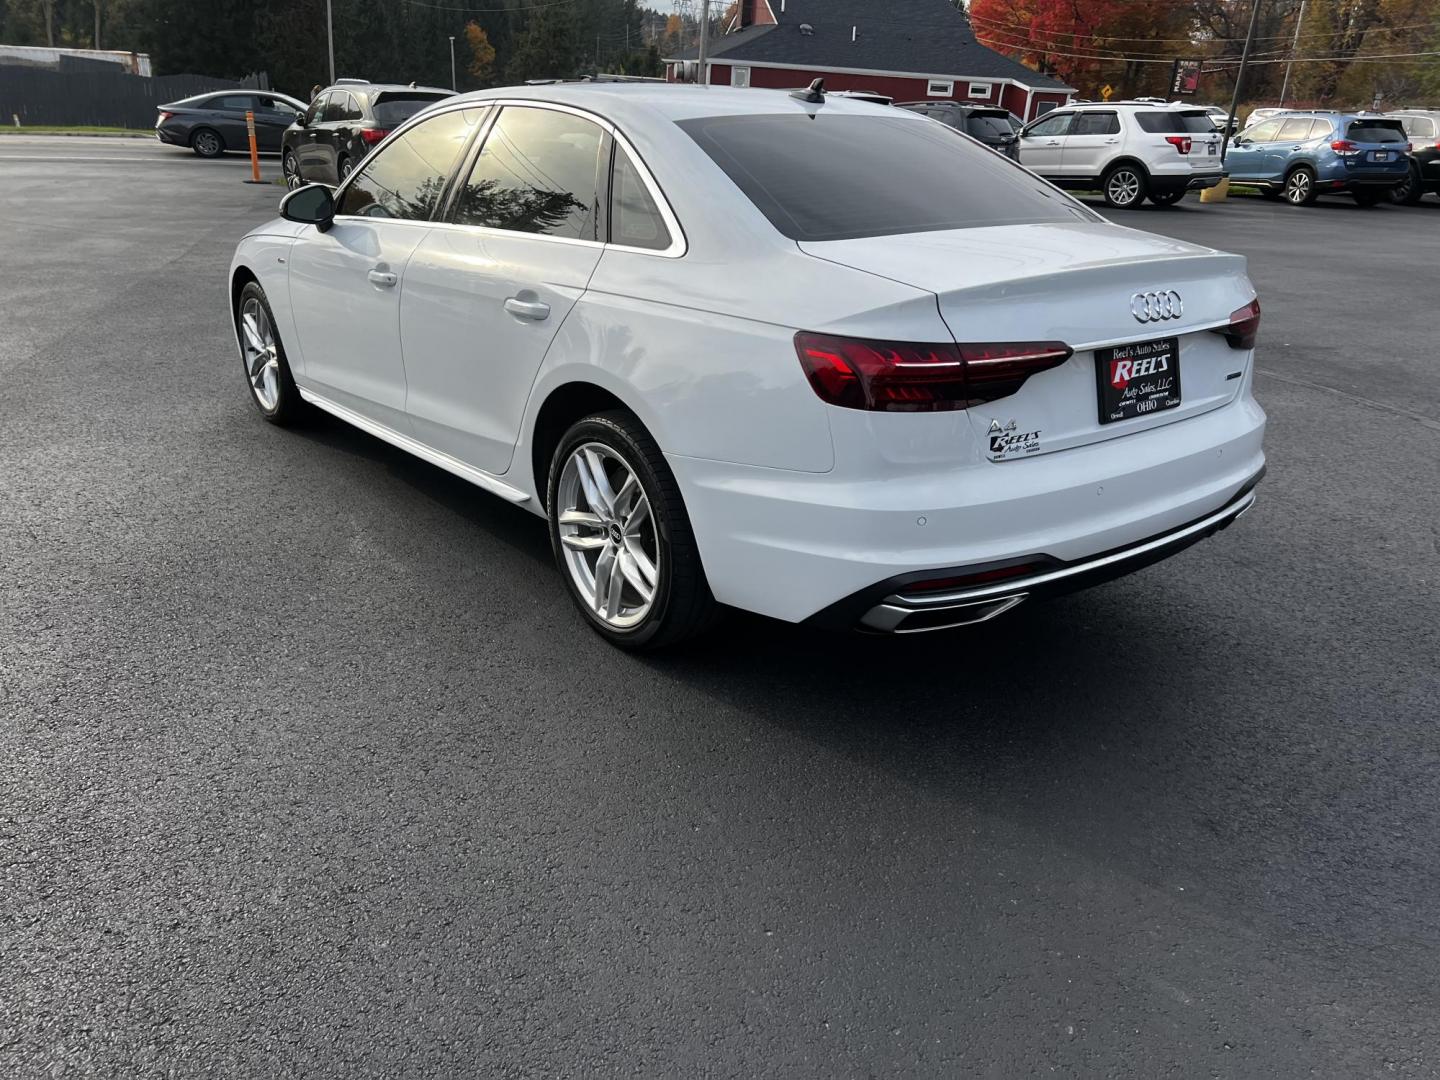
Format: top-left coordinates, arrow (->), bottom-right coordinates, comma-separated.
1286,171 -> 1311,204
1107,169 -> 1141,207
193,130 -> 221,157
283,151 -> 300,189
555,443 -> 660,629
239,297 -> 280,411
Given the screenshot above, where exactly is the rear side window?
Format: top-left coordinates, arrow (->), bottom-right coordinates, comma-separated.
610,146 -> 672,251
213,95 -> 254,111
1306,118 -> 1333,139
1347,120 -> 1406,144
372,93 -> 451,127
323,93 -> 354,123
1277,118 -> 1314,141
337,107 -> 481,221
1072,112 -> 1119,136
1399,115 -> 1436,138
453,106 -> 605,240
679,113 -> 1096,242
1135,111 -> 1214,134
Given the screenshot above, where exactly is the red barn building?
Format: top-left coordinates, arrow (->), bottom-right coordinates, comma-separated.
665,0 -> 1074,122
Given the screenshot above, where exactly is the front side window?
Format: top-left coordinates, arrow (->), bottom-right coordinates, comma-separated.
1024,112 -> 1073,138
452,106 -> 605,240
610,146 -> 671,251
337,107 -> 482,221
679,113 -> 1097,242
1244,119 -> 1283,143
304,93 -> 329,126
1072,112 -> 1119,136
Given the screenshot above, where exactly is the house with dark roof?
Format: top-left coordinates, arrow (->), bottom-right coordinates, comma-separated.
665,0 -> 1074,121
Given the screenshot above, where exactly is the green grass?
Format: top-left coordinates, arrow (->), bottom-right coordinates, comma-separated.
0,125 -> 149,136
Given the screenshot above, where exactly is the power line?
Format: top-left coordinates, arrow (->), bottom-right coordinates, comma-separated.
967,11 -> 1440,47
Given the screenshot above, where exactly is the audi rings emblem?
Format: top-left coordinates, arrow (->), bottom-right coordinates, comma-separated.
1131,290 -> 1183,323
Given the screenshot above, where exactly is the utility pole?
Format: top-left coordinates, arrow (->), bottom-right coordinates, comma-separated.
449,35 -> 457,91
1278,0 -> 1306,108
697,0 -> 710,84
1221,0 -> 1262,160
325,0 -> 335,83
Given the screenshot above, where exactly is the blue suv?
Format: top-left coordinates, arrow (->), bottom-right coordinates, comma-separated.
1226,112 -> 1410,206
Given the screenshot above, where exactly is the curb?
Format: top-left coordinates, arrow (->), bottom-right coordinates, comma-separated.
0,130 -> 151,139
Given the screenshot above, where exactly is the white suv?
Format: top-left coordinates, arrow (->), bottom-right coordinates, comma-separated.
1018,103 -> 1225,208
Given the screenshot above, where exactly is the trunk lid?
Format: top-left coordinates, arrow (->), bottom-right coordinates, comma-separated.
800,221 -> 1255,460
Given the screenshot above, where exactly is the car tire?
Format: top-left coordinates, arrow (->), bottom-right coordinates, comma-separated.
337,155 -> 353,182
190,128 -> 224,158
1284,166 -> 1318,206
1352,188 -> 1385,207
1388,163 -> 1423,205
1148,190 -> 1185,206
547,411 -> 719,651
1101,164 -> 1147,209
282,149 -> 301,189
236,281 -> 304,426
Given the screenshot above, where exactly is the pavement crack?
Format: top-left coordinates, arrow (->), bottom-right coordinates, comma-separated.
1255,368 -> 1440,434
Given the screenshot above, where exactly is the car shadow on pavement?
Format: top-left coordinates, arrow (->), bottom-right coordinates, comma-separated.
293,407 -> 556,571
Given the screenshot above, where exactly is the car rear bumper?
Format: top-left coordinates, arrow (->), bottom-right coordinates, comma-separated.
669,390 -> 1267,625
819,476 -> 1261,632
155,126 -> 185,147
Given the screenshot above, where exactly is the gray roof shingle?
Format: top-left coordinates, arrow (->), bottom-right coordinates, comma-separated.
669,0 -> 1073,92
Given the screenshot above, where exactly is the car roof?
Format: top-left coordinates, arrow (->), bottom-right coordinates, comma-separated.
326,82 -> 453,95
1066,101 -> 1205,110
442,82 -> 909,125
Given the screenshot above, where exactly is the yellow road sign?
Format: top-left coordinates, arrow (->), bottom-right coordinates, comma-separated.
1100,84 -> 1114,101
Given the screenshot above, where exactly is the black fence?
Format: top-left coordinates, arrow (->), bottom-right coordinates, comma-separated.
0,63 -> 270,128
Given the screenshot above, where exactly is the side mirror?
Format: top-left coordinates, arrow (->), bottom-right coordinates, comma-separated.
280,183 -> 336,232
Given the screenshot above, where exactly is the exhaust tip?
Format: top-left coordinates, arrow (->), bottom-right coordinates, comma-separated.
861,593 -> 1026,634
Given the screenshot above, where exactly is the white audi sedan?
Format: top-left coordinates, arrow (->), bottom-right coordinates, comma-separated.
229,84 -> 1265,649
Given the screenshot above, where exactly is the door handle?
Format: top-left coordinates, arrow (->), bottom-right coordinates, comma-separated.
504,296 -> 550,321
1045,140 -> 1060,146
1104,138 -> 1120,144
367,269 -> 397,288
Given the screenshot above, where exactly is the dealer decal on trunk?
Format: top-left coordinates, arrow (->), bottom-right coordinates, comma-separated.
988,418 -> 1041,459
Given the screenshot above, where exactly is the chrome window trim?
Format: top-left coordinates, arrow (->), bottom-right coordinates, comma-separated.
330,96 -> 687,258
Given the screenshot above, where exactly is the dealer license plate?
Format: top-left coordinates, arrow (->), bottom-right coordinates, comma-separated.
1096,337 -> 1182,424
1371,150 -> 1393,162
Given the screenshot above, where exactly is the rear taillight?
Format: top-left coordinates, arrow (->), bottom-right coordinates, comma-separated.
157,111 -> 174,121
1212,298 -> 1261,350
1330,139 -> 1358,153
793,333 -> 1072,412
1165,135 -> 1192,154
360,128 -> 391,145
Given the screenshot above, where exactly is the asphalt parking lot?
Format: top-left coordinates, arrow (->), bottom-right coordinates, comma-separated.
3,136 -> 1439,1077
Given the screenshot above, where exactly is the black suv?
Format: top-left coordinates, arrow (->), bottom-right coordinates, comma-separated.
895,101 -> 1021,159
283,80 -> 454,187
1387,110 -> 1440,204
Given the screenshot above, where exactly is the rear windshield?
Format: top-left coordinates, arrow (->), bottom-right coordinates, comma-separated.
372,92 -> 451,127
1347,120 -> 1407,144
1135,111 -> 1215,134
967,114 -> 1014,139
678,113 -> 1096,242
